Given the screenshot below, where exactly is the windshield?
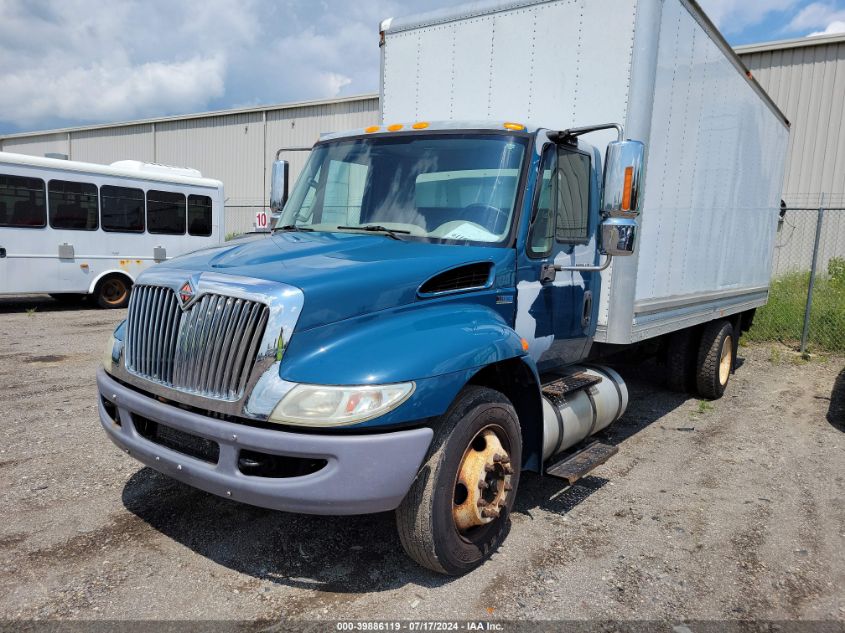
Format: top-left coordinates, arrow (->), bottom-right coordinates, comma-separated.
276,133 -> 528,245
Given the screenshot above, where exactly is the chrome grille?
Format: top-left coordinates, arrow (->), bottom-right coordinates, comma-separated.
125,285 -> 270,401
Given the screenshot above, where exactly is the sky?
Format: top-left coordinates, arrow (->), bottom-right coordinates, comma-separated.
0,0 -> 844,135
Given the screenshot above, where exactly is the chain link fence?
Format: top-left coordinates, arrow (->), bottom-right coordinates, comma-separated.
746,193 -> 845,353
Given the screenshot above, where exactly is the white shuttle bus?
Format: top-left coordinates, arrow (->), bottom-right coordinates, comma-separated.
0,152 -> 224,308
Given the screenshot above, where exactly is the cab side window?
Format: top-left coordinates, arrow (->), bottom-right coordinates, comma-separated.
555,150 -> 591,243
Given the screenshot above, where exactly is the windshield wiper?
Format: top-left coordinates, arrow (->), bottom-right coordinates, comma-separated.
274,224 -> 314,233
336,225 -> 410,240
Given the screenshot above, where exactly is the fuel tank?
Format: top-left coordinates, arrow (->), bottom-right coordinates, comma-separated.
541,366 -> 628,460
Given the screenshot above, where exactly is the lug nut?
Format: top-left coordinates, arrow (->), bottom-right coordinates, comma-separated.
504,482 -> 513,492
481,507 -> 500,519
478,480 -> 489,490
484,464 -> 495,473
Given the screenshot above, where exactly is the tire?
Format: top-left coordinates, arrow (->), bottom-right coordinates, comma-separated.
665,329 -> 697,393
96,275 -> 131,309
395,385 -> 522,576
695,320 -> 735,400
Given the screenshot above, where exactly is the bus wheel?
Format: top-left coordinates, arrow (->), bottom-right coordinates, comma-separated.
96,275 -> 132,309
395,386 -> 521,575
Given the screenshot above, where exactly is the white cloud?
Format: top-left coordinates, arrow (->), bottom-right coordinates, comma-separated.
809,20 -> 845,35
0,57 -> 226,125
698,0 -> 799,34
788,2 -> 845,35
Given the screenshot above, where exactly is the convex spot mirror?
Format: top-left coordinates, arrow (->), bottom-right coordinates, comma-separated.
601,217 -> 637,257
269,158 -> 290,216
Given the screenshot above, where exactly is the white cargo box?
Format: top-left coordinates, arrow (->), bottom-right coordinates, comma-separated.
380,0 -> 790,345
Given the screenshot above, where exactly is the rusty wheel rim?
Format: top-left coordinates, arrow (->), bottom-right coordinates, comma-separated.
101,279 -> 128,306
719,335 -> 733,386
452,426 -> 513,535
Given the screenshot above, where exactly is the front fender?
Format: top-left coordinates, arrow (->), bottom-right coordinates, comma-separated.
281,301 -> 527,386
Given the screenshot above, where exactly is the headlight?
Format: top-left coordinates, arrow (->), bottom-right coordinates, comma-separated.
269,382 -> 415,426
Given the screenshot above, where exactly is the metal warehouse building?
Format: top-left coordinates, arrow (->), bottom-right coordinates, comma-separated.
1,32 -> 844,241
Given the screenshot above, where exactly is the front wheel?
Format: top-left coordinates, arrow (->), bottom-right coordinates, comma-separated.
395,386 -> 521,575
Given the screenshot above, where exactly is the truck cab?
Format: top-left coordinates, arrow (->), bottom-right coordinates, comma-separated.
98,121 -> 640,575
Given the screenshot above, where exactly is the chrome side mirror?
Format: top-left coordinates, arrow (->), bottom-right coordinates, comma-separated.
601,140 -> 644,217
269,158 -> 289,215
601,217 -> 637,257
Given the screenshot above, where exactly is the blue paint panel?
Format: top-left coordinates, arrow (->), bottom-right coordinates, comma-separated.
281,298 -> 526,385
163,231 -> 516,332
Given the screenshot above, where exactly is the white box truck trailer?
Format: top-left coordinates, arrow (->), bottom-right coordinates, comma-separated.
380,0 -> 790,346
96,0 -> 789,575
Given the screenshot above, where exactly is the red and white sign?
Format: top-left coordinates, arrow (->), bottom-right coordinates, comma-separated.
255,210 -> 270,231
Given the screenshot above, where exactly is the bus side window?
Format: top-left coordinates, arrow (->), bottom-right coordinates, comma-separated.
147,190 -> 186,235
187,194 -> 212,236
0,174 -> 47,228
101,186 -> 145,232
49,180 -> 98,230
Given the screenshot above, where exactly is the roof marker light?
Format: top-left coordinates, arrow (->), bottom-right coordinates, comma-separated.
365,125 -> 381,133
387,123 -> 404,132
503,122 -> 526,131
412,121 -> 430,130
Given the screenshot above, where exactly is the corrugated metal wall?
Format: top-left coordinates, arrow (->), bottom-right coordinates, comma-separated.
72,125 -> 155,164
2,132 -> 69,158
738,36 -> 845,274
738,37 -> 845,205
0,95 -> 380,235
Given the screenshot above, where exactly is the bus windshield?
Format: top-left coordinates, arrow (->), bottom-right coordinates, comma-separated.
276,134 -> 528,245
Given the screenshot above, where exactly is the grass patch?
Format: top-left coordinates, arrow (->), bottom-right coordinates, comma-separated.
747,271 -> 845,353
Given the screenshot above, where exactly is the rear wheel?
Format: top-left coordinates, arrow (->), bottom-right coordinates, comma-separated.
695,320 -> 735,399
96,275 -> 131,309
395,386 -> 521,576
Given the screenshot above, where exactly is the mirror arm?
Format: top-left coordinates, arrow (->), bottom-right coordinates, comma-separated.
548,123 -> 624,144
275,147 -> 312,158
554,253 -> 613,273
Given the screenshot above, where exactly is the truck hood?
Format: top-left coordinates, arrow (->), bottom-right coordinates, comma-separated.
155,232 -> 512,331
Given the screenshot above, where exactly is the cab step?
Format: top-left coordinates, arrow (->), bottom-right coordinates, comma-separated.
544,441 -> 619,484
541,371 -> 603,403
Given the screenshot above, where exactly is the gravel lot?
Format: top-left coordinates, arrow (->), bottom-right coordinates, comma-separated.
1,295 -> 843,624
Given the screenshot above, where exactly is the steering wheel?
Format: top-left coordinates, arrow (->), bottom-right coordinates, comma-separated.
461,203 -> 508,234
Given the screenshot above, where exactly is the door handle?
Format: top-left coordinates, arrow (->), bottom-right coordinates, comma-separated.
581,291 -> 593,329
540,263 -> 556,283
0,247 -> 6,258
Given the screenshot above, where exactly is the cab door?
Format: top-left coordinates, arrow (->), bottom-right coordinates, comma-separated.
515,142 -> 599,372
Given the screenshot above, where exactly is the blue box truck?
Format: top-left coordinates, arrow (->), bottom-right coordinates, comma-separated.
97,0 -> 789,574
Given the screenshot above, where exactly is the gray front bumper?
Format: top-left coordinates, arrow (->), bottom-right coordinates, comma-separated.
97,368 -> 433,515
